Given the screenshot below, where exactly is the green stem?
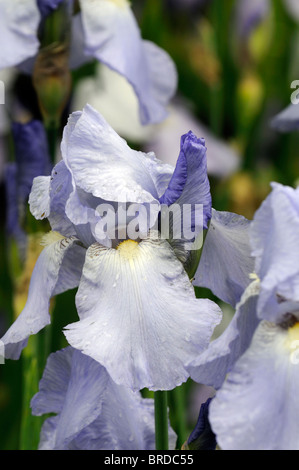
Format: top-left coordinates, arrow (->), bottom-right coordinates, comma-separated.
41,2 -> 70,47
154,391 -> 169,450
168,386 -> 187,449
19,337 -> 43,450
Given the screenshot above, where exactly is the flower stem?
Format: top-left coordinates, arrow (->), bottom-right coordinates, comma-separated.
19,337 -> 43,450
168,385 -> 188,449
154,391 -> 169,450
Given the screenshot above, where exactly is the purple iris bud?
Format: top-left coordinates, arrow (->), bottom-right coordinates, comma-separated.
0,0 -> 178,126
159,131 -> 212,231
37,0 -> 64,18
186,398 -> 217,450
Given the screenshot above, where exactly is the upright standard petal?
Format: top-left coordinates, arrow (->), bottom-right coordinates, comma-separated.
79,0 -> 177,125
0,234 -> 84,359
0,0 -> 41,69
250,183 -> 299,322
194,209 -> 255,307
159,131 -> 212,272
31,347 -> 176,450
159,131 -> 211,231
209,321 -> 299,450
61,105 -> 161,205
64,237 -> 222,391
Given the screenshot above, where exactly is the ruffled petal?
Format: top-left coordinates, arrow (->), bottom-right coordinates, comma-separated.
194,209 -> 255,307
187,279 -> 260,389
140,40 -> 178,124
0,0 -> 41,69
250,183 -> 299,322
32,347 -> 105,447
209,321 -> 299,450
29,162 -> 96,246
64,237 -> 222,391
52,241 -> 86,296
37,416 -> 58,450
31,346 -> 73,415
61,105 -> 161,204
1,235 -> 82,359
32,347 -> 176,450
47,161 -> 77,237
29,175 -> 51,221
79,0 -> 177,125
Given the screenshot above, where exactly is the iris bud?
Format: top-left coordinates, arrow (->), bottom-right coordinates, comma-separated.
33,1 -> 72,128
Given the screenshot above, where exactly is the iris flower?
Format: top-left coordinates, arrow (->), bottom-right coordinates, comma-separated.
188,183 -> 299,389
0,0 -> 177,125
31,346 -> 177,450
189,183 -> 299,449
1,104 -> 222,392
